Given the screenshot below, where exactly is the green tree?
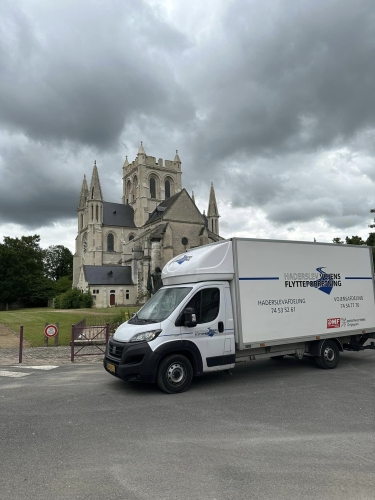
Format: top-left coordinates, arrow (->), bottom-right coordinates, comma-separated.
0,235 -> 55,309
55,276 -> 73,294
43,245 -> 73,281
332,237 -> 344,244
345,235 -> 366,245
366,233 -> 375,246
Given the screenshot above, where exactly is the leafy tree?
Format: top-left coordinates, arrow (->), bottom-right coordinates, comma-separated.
345,235 -> 366,245
55,276 -> 73,294
0,235 -> 55,309
332,237 -> 344,244
366,233 -> 375,246
44,245 -> 73,281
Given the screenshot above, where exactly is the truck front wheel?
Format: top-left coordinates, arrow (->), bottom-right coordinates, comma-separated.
315,340 -> 339,369
157,354 -> 193,394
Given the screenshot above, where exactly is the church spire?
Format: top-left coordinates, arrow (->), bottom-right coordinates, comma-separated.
78,174 -> 89,210
123,155 -> 129,169
207,182 -> 220,234
89,160 -> 103,201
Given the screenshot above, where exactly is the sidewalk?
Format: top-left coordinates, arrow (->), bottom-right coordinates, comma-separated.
0,346 -> 105,366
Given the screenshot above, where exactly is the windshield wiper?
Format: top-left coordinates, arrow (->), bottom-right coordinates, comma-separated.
129,314 -> 159,325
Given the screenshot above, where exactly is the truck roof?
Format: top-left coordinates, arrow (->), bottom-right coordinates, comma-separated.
162,240 -> 234,286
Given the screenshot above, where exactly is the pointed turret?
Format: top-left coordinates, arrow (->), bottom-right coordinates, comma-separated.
191,191 -> 195,204
207,183 -> 220,235
78,175 -> 89,210
138,141 -> 146,156
174,149 -> 181,163
89,160 -> 103,201
123,155 -> 129,169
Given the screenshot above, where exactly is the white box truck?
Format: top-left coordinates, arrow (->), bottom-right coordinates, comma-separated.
104,238 -> 375,393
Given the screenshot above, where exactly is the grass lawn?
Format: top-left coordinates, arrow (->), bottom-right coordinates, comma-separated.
0,307 -> 139,347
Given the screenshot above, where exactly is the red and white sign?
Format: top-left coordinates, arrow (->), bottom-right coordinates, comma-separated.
327,318 -> 340,329
44,324 -> 58,337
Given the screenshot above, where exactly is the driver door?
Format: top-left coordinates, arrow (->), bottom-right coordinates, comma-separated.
180,285 -> 227,372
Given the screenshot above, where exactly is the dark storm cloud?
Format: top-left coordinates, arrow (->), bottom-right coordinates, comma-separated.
187,0 -> 375,164
0,140 -> 79,226
0,0 -> 194,149
0,0 -> 374,237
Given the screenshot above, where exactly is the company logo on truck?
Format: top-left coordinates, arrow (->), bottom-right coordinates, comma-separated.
327,318 -> 341,328
174,255 -> 192,265
284,267 -> 341,295
194,327 -> 217,337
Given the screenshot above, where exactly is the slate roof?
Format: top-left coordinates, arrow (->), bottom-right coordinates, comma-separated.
83,265 -> 133,285
103,202 -> 135,227
144,190 -> 183,226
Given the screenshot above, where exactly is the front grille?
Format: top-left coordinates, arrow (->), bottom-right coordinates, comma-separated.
108,343 -> 125,359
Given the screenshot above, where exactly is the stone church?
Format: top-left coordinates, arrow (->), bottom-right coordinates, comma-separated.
73,143 -> 222,307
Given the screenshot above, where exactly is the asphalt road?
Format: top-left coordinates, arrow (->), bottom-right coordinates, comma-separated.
1,351 -> 375,500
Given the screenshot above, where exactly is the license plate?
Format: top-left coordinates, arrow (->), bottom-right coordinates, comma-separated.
107,362 -> 116,374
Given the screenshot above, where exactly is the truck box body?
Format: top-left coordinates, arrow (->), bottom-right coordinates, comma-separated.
163,238 -> 375,348
104,238 -> 375,393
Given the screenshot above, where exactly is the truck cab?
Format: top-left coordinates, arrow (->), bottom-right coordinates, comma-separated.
104,280 -> 235,393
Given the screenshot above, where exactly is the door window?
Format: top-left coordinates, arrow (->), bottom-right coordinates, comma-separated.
185,288 -> 220,324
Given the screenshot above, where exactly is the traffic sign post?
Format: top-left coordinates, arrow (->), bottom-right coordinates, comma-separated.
44,323 -> 59,346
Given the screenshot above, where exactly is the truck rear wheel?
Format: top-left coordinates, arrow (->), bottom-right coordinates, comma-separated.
315,340 -> 339,369
157,354 -> 193,394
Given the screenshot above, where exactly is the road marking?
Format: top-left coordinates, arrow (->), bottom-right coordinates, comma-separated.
0,371 -> 31,378
13,366 -> 59,370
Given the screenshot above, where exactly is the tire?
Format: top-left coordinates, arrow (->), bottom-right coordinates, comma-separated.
157,354 -> 193,394
270,355 -> 285,360
314,340 -> 340,369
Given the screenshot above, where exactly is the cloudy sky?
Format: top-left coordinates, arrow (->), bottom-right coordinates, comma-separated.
1,0 -> 375,252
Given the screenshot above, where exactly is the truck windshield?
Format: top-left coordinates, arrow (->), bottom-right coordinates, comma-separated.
130,287 -> 192,323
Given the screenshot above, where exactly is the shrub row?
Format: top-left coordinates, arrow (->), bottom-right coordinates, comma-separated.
54,289 -> 93,309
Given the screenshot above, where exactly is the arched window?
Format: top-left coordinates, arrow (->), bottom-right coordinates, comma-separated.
129,234 -> 135,241
91,205 -> 93,220
80,214 -> 83,228
107,233 -> 114,252
150,177 -> 156,199
96,205 -> 98,221
165,180 -> 171,199
127,180 -> 132,203
133,175 -> 138,199
91,187 -> 94,199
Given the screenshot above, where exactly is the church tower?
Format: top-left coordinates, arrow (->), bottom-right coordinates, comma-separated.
77,175 -> 88,232
86,161 -> 104,265
122,142 -> 182,227
207,182 -> 220,234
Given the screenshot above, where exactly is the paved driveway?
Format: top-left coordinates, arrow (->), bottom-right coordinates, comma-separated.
1,351 -> 374,500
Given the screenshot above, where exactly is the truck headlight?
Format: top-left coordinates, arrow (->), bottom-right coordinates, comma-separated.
129,330 -> 162,342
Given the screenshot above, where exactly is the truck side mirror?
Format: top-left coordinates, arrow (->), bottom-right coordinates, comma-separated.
183,307 -> 197,328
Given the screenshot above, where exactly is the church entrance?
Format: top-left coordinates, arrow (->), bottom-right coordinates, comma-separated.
110,292 -> 115,306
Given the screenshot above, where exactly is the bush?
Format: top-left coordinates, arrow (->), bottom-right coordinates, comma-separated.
54,289 -> 93,309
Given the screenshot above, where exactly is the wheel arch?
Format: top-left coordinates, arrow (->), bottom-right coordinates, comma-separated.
309,337 -> 343,356
154,340 -> 203,377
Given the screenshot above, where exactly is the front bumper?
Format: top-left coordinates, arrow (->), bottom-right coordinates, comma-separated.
103,338 -> 159,383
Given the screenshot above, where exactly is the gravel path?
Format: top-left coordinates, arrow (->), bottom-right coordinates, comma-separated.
0,345 -> 105,366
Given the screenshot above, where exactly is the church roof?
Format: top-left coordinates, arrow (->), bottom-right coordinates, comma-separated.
103,202 -> 136,227
144,190 -> 184,226
83,265 -> 132,285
